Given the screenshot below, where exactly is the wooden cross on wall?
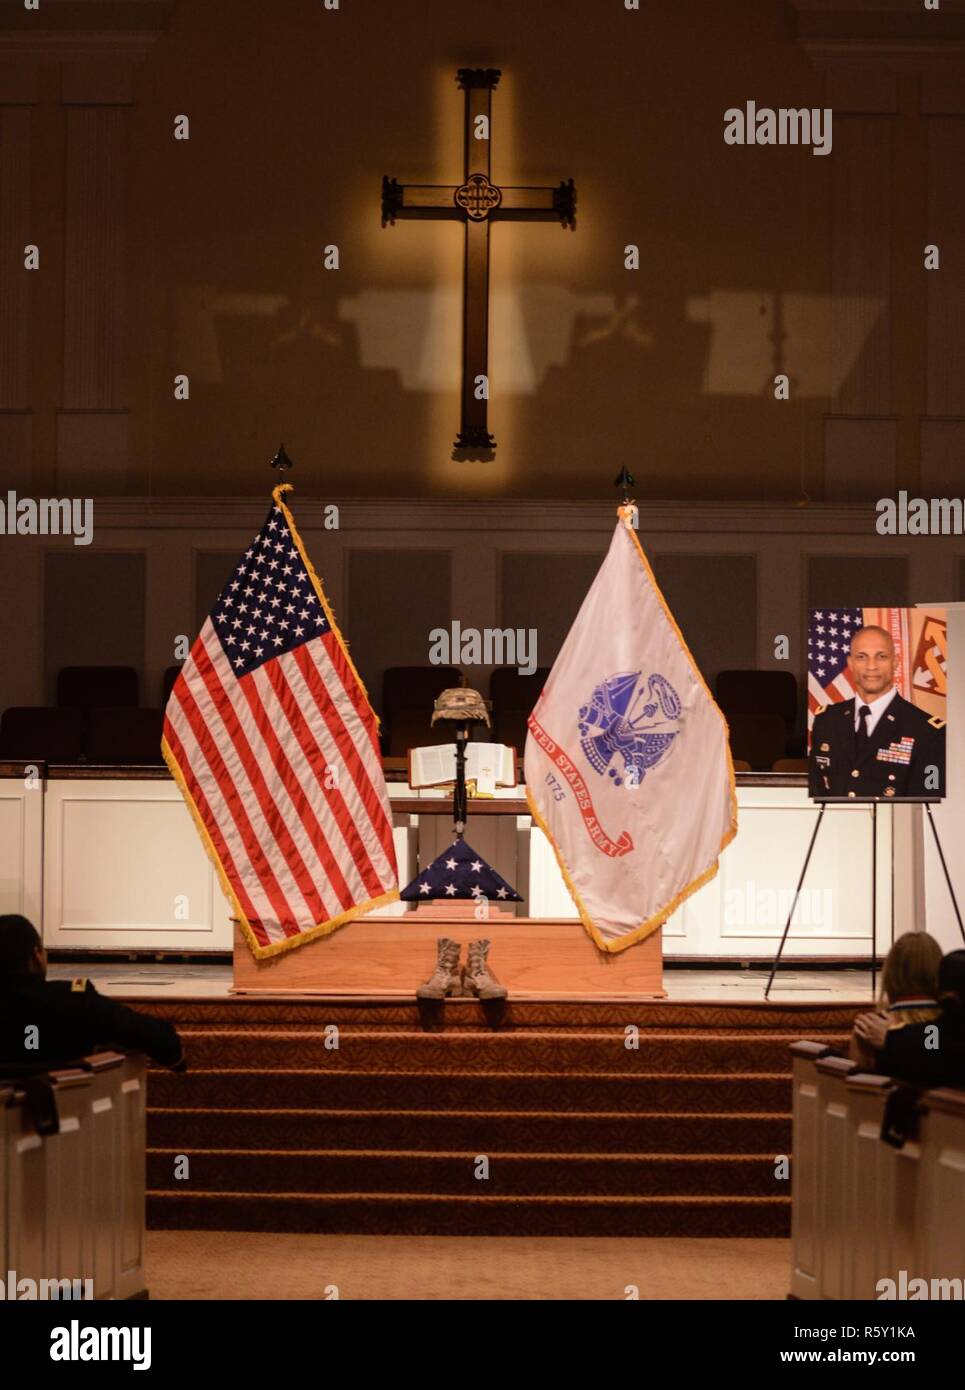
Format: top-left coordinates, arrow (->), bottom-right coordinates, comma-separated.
382,68 -> 576,461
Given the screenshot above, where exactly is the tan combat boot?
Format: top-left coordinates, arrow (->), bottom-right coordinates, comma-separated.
464,938 -> 508,1000
416,937 -> 464,999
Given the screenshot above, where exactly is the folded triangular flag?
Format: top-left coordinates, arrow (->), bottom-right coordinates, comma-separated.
401,838 -> 522,903
524,506 -> 737,952
162,483 -> 399,958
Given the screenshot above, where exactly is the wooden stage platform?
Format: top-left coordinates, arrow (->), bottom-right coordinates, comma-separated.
231,910 -> 665,998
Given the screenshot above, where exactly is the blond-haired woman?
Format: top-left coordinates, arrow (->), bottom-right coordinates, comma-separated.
850,931 -> 942,1070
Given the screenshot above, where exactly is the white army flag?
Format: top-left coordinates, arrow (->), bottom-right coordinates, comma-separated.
524,508 -> 737,951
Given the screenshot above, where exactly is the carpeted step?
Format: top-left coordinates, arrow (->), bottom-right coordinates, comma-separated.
136,998 -> 861,1033
140,1000 -> 834,1236
146,1147 -> 783,1197
148,1067 -> 793,1114
147,1106 -> 791,1155
172,1027 -> 839,1074
146,1189 -> 791,1237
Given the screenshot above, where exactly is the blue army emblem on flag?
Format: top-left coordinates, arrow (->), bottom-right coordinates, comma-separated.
578,671 -> 682,787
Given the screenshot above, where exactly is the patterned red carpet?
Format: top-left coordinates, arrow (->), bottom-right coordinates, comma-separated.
138,998 -> 855,1237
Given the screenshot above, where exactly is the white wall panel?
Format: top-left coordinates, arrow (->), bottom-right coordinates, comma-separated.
0,778 -> 43,924
43,779 -> 232,950
0,773 -> 917,955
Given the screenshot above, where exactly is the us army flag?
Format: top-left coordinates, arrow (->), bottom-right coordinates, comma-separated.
524,508 -> 737,952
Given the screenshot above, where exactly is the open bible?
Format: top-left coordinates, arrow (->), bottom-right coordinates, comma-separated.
407,742 -> 517,796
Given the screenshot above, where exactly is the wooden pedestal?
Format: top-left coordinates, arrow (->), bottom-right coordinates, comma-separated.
232,911 -> 664,999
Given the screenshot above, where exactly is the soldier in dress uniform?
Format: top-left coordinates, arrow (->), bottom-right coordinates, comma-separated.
0,914 -> 185,1070
809,624 -> 946,799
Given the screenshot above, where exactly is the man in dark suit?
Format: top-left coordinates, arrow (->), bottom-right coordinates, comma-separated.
809,624 -> 946,799
0,914 -> 185,1071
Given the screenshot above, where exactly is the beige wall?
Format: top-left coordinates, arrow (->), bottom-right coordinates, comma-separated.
3,0 -> 964,502
3,0 -> 965,717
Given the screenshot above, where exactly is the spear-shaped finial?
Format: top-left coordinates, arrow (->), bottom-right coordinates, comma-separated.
613,465 -> 635,504
271,444 -> 294,475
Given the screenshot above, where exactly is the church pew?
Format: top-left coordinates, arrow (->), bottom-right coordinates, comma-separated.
812,1053 -> 859,1300
82,1052 -> 127,1299
1,1054 -> 147,1300
4,1087 -> 40,1284
841,1071 -> 898,1299
4,1068 -> 87,1293
42,1067 -> 93,1294
917,1089 -> 965,1292
789,1040 -> 833,1299
790,1045 -> 965,1300
116,1052 -> 148,1299
0,1084 -> 13,1278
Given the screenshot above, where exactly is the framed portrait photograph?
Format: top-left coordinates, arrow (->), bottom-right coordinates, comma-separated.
807,607 -> 947,801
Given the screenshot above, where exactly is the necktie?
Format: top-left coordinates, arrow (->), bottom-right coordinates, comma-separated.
856,704 -> 871,754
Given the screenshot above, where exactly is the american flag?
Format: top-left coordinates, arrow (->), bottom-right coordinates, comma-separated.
807,607 -> 863,735
400,837 -> 521,902
162,485 -> 399,958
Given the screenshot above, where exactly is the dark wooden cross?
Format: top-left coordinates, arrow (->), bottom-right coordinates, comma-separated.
382,68 -> 576,460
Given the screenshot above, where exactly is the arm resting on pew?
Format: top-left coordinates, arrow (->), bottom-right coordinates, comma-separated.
78,984 -> 186,1070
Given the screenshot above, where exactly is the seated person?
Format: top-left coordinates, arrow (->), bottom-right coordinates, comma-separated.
852,948 -> 965,1088
849,931 -> 942,1070
0,914 -> 185,1071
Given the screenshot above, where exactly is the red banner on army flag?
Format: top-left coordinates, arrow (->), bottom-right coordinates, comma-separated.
162,484 -> 399,958
526,716 -> 633,858
524,507 -> 737,953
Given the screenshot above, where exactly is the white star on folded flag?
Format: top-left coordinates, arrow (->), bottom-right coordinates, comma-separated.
400,837 -> 522,902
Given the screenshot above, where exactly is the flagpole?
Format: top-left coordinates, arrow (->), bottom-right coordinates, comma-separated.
613,464 -> 637,532
613,464 -> 635,507
271,443 -> 294,479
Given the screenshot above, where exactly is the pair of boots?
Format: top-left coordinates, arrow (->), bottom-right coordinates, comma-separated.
416,937 -> 507,1000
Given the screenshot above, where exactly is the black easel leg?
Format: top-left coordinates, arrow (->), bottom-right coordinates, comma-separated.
924,803 -> 965,946
871,802 -> 877,1002
765,805 -> 826,1000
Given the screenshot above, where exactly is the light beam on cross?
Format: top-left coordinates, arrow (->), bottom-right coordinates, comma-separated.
382,67 -> 576,460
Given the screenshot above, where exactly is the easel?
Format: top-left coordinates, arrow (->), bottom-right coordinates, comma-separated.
764,799 -> 965,1001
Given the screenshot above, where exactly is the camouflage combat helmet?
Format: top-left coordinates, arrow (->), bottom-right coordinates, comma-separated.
431,687 -> 491,727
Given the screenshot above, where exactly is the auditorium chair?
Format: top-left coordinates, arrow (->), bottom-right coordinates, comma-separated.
56,665 -> 139,711
725,711 -> 787,771
0,706 -> 85,762
489,667 -> 550,752
85,707 -> 165,765
380,666 -> 460,756
772,757 -> 807,774
716,669 -> 801,756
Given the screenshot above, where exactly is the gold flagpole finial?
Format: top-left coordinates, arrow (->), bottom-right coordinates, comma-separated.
271,443 -> 294,503
613,465 -> 637,527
